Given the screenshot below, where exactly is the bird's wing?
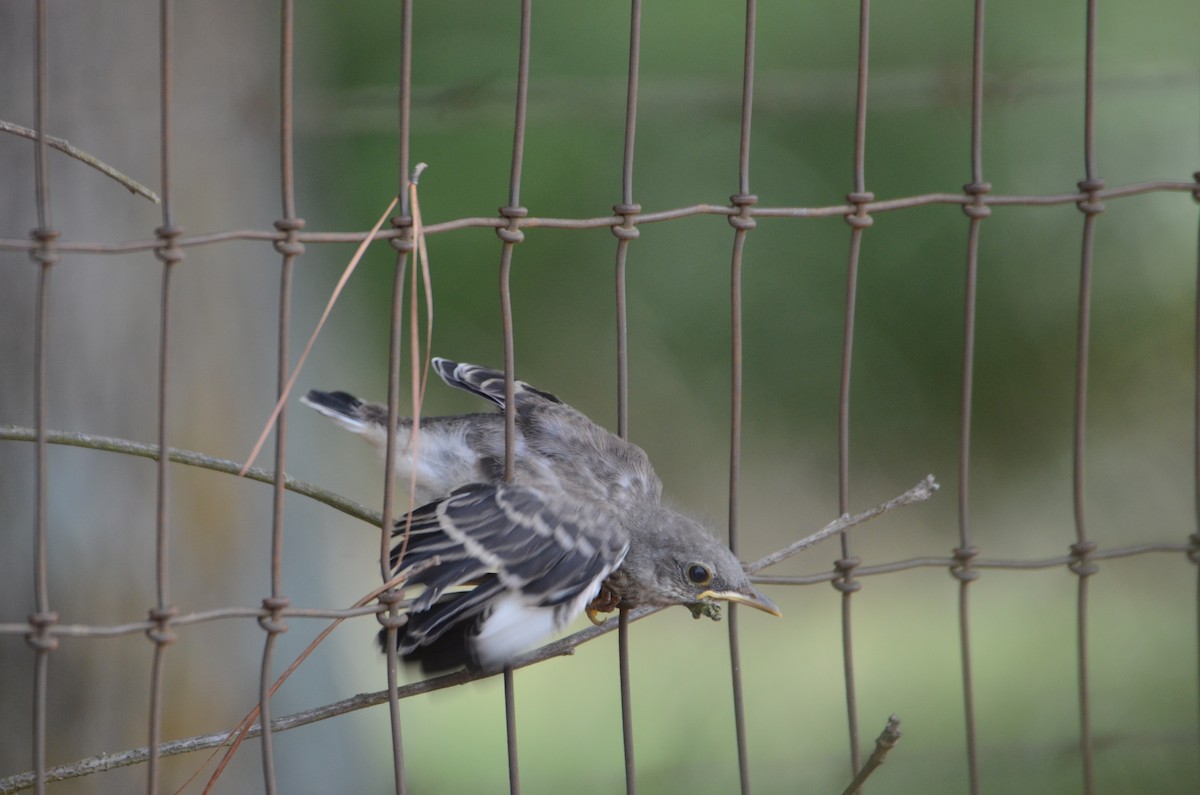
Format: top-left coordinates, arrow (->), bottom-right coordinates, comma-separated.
433,357 -> 562,410
432,358 -> 663,506
393,481 -> 630,626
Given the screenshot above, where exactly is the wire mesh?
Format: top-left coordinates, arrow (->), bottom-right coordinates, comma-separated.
1,1 -> 1198,794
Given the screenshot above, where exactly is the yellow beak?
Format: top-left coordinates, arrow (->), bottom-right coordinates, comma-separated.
696,587 -> 782,618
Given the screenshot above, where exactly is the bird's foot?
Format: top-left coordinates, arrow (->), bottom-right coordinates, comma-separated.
586,585 -> 621,625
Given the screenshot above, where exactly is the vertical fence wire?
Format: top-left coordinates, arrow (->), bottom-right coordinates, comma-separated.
1071,227 -> 1098,795
616,611 -> 636,794
380,2 -> 417,792
380,233 -> 407,795
27,3 -> 58,794
256,1 -> 302,791
725,1 -> 758,792
613,0 -> 642,443
380,230 -> 411,788
381,245 -> 411,795
146,1 -> 183,791
1194,175 -> 1200,773
954,1 -> 990,793
497,1 -> 535,792
1070,1 -> 1104,793
613,1 -> 643,792
835,0 -> 873,777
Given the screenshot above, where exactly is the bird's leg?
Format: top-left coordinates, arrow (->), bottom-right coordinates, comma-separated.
586,583 -> 622,625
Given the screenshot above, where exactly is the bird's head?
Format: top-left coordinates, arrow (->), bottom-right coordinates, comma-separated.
623,508 -> 781,621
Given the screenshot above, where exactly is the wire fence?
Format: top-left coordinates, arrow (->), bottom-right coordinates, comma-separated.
1,0 -> 1198,793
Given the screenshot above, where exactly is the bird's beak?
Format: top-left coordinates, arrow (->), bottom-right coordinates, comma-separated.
696,587 -> 782,617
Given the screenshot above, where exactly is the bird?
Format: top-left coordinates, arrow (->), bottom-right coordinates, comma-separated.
302,358 -> 780,674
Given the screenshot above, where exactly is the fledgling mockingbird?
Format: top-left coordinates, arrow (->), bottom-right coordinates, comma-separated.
302,358 -> 780,673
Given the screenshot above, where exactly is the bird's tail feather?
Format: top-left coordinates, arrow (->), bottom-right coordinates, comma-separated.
433,357 -> 562,409
300,390 -> 365,428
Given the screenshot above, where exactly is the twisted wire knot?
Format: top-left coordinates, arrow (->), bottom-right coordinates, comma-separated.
389,214 -> 415,253
376,589 -> 408,631
25,611 -> 59,652
258,595 -> 291,635
146,605 -> 179,646
272,217 -> 306,257
29,227 -> 60,266
1068,541 -> 1099,577
611,202 -> 641,240
962,182 -> 992,220
844,191 -> 874,229
728,193 -> 758,231
154,224 -> 186,265
1076,178 -> 1106,216
832,556 -> 862,594
950,545 -> 980,583
496,205 -> 527,244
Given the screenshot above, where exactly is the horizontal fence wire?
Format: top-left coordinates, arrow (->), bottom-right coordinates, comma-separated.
2,181 -> 1198,254
3,0 -> 1199,794
0,539 -> 1191,641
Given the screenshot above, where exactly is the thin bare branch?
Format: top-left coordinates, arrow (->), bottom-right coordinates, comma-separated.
0,119 -> 160,204
747,475 -> 939,573
0,425 -> 379,526
842,715 -> 903,795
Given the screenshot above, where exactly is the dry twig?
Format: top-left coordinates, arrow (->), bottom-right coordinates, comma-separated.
842,714 -> 903,795
0,120 -> 160,203
0,425 -> 378,526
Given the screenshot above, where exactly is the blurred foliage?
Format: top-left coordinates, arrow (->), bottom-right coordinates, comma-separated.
292,0 -> 1195,792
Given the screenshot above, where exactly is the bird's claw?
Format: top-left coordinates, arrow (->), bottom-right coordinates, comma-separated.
586,584 -> 621,625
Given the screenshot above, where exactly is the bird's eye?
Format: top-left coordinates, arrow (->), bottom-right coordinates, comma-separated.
686,564 -> 713,585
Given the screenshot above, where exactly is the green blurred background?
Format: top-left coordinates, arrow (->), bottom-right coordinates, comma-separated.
1,0 -> 1198,793
297,0 -> 1200,791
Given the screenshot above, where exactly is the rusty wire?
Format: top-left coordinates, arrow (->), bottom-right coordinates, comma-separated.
725,0 -> 759,791
833,0 -> 874,777
26,4 -> 56,795
377,0 -> 417,791
612,1 -> 643,792
1068,3 -> 1104,793
493,1 -> 535,792
954,0 -> 989,791
4,1 -> 1200,794
5,181 -> 1200,256
254,0 -> 302,792
143,2 -> 182,792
